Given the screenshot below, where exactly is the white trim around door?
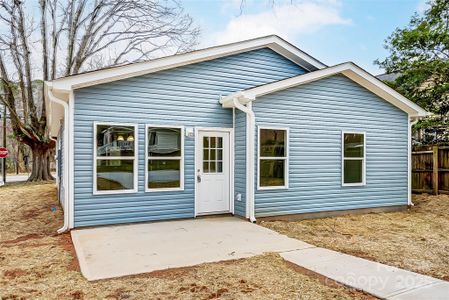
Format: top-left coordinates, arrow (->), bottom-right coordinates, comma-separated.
194,127 -> 234,216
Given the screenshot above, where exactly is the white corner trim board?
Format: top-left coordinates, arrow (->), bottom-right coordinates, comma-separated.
220,62 -> 429,118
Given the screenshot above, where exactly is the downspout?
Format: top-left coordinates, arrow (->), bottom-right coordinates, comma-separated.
49,136 -> 59,187
232,97 -> 256,223
408,117 -> 419,206
48,88 -> 70,233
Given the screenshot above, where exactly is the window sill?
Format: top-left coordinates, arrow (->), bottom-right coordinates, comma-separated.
257,186 -> 289,191
145,187 -> 184,193
342,183 -> 366,187
93,189 -> 138,195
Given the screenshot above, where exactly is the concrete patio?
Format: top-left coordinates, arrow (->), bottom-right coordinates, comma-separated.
71,216 -> 313,281
72,216 -> 449,299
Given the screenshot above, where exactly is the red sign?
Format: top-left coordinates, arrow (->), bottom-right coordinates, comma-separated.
0,148 -> 8,158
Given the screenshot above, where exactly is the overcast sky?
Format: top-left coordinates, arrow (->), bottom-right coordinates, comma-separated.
183,0 -> 427,74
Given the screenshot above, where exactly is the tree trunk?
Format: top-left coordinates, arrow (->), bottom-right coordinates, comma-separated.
29,144 -> 54,181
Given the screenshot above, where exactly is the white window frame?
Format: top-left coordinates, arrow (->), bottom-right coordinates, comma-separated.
257,126 -> 289,190
145,124 -> 184,192
93,122 -> 139,195
341,131 -> 366,187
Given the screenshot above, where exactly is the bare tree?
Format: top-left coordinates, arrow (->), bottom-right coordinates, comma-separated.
0,0 -> 199,181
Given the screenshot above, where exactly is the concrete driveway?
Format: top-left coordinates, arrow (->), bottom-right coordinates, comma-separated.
71,217 -> 313,281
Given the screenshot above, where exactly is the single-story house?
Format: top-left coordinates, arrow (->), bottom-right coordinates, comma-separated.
45,35 -> 429,232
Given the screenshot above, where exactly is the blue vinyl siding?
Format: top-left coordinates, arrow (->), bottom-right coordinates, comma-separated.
58,124 -> 65,207
234,109 -> 246,217
253,75 -> 409,217
73,48 -> 306,227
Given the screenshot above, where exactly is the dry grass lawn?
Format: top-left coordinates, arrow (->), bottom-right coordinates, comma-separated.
0,183 -> 373,300
262,194 -> 449,281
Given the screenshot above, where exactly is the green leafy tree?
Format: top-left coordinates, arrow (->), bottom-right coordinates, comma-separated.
376,0 -> 449,127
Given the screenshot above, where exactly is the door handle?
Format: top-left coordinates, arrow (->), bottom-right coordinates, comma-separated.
197,174 -> 201,183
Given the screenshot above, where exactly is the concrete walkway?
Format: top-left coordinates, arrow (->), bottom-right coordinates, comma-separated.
72,217 -> 449,299
71,217 -> 313,280
282,247 -> 449,300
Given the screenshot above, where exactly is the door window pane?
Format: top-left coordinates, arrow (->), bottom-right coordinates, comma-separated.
97,159 -> 134,190
96,125 -> 135,157
344,133 -> 364,158
344,160 -> 363,184
148,127 -> 181,157
148,160 -> 181,189
202,135 -> 224,174
203,161 -> 209,173
210,161 -> 216,172
260,159 -> 285,187
260,129 -> 285,157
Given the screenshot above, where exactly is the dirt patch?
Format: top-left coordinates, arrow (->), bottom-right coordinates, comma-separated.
0,233 -> 45,246
58,233 -> 81,272
262,193 -> 449,281
0,183 -> 373,299
3,268 -> 29,279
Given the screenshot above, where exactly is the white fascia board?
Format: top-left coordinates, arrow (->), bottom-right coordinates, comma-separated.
48,35 -> 326,92
222,62 -> 429,117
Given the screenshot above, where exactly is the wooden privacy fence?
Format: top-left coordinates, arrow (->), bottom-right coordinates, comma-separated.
412,145 -> 449,195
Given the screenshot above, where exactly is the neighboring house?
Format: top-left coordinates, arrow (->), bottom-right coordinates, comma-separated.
45,35 -> 429,231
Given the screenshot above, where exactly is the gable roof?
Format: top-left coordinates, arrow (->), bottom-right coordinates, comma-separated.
46,35 -> 326,94
220,62 -> 429,118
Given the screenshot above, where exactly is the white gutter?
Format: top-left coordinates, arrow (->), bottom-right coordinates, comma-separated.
47,88 -> 70,233
232,97 -> 256,223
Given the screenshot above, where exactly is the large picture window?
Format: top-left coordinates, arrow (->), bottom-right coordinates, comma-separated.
258,127 -> 289,189
94,123 -> 138,194
342,132 -> 366,186
146,125 -> 184,191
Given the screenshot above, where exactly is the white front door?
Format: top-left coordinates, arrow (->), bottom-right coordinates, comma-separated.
196,130 -> 231,215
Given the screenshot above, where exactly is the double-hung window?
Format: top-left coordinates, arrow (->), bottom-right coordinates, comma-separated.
146,125 -> 184,191
94,123 -> 138,194
342,132 -> 366,186
258,127 -> 289,189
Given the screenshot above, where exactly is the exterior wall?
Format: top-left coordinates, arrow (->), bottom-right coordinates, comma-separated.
253,75 -> 409,217
234,109 -> 246,217
57,123 -> 65,207
73,48 -> 307,227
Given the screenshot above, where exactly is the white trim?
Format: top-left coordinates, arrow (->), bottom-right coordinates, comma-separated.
194,127 -> 234,217
47,89 -> 70,233
47,35 -> 325,92
144,124 -> 185,192
220,62 -> 429,118
341,131 -> 366,187
235,100 -> 256,222
93,122 -> 139,195
408,117 -> 418,205
257,126 -> 289,190
68,91 -> 75,229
